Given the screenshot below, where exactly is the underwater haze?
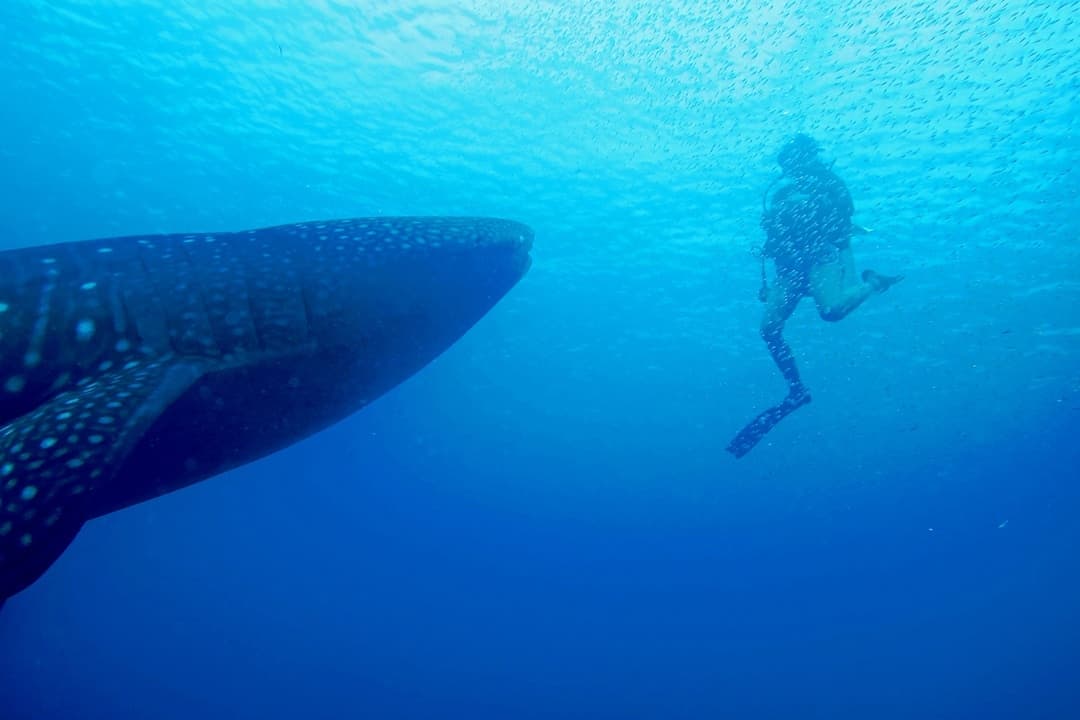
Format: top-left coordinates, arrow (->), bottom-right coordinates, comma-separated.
2,0 -> 1079,718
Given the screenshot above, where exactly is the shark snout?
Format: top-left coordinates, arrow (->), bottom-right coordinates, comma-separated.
438,217 -> 533,284
491,219 -> 533,279
498,220 -> 534,252
459,217 -> 533,255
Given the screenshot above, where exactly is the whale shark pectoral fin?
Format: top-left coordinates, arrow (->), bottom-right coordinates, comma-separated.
0,357 -> 205,602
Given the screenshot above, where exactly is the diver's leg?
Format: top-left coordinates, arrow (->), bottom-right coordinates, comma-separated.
809,260 -> 878,322
839,244 -> 857,287
759,277 -> 807,395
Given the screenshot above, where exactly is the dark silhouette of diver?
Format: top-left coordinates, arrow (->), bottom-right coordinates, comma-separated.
728,135 -> 902,458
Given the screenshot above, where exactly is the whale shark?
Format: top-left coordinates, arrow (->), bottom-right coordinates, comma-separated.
0,216 -> 532,606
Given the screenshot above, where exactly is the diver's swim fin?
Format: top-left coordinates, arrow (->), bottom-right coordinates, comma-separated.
726,389 -> 812,459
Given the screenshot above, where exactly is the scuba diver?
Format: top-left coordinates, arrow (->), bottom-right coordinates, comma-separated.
727,134 -> 903,458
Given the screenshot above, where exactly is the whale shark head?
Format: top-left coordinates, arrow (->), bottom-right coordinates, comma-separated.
0,216 -> 532,604
296,217 -> 532,370
255,217 -> 534,440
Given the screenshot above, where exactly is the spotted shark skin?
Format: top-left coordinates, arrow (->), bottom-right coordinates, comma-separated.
0,217 -> 532,604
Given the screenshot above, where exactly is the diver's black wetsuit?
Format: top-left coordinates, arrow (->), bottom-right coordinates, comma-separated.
761,164 -> 854,294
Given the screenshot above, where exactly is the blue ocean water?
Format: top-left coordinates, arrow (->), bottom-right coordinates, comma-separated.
1,1 -> 1078,717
